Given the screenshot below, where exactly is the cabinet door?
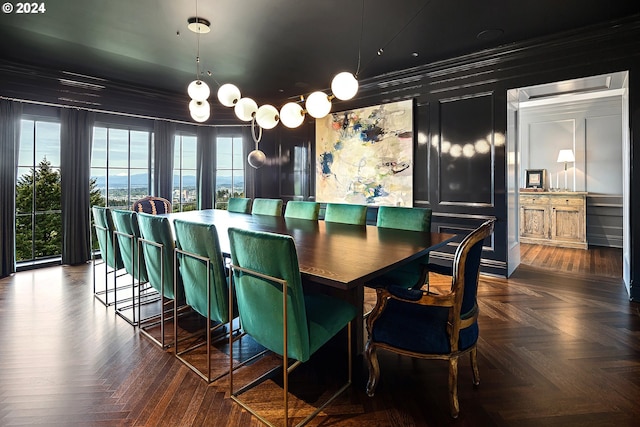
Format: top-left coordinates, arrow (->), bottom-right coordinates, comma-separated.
520,204 -> 549,239
551,206 -> 585,242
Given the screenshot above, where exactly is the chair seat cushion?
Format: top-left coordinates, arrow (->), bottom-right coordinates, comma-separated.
371,299 -> 478,354
304,293 -> 357,358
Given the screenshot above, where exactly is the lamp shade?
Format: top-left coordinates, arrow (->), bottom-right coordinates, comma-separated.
187,79 -> 210,101
217,83 -> 241,107
280,102 -> 305,128
234,97 -> 258,122
557,149 -> 575,163
189,100 -> 210,122
255,104 -> 280,129
305,91 -> 332,119
331,72 -> 359,101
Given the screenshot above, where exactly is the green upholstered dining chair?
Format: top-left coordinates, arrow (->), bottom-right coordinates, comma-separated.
323,203 -> 367,225
367,206 -> 433,290
284,200 -> 320,220
111,209 -> 156,326
137,212 -> 185,349
227,227 -> 357,426
251,198 -> 283,216
227,197 -> 252,214
91,206 -> 125,307
173,219 -> 239,382
131,196 -> 172,214
365,219 -> 495,418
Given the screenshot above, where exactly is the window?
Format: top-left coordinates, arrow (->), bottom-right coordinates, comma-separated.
91,126 -> 152,209
173,133 -> 197,212
15,119 -> 62,263
216,135 -> 245,209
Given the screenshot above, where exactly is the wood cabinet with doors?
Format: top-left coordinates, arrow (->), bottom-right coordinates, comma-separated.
519,191 -> 587,249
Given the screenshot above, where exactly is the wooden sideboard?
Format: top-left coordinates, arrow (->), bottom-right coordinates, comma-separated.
519,191 -> 587,249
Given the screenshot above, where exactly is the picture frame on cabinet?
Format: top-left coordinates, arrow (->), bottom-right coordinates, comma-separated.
525,169 -> 547,189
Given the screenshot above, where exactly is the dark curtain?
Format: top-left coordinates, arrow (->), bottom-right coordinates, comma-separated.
196,126 -> 217,209
0,100 -> 22,278
60,109 -> 95,265
242,127 -> 257,199
153,120 -> 176,201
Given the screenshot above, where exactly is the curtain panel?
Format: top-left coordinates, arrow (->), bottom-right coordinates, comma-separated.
242,127 -> 256,199
153,120 -> 176,202
196,126 -> 217,210
0,100 -> 22,278
60,108 -> 95,265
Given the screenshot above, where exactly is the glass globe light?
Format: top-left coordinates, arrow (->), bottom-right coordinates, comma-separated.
189,100 -> 210,122
255,104 -> 280,129
187,79 -> 210,101
305,91 -> 332,119
279,102 -> 305,128
217,83 -> 241,107
248,149 -> 266,168
234,97 -> 258,122
331,72 -> 358,101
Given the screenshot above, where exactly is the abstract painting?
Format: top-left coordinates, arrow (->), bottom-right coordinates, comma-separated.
315,99 -> 413,206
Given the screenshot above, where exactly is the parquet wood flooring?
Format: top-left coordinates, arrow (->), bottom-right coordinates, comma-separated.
0,244 -> 638,426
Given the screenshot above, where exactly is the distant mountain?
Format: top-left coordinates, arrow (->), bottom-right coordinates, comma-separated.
92,174 -> 242,188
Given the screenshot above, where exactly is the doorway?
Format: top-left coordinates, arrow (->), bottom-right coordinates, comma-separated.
506,71 -> 630,294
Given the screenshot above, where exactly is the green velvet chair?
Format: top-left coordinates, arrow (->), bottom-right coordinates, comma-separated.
284,200 -> 320,220
227,197 -> 252,214
173,219 -> 236,382
251,198 -> 283,216
111,209 -> 155,326
323,203 -> 367,225
91,206 -> 125,306
137,212 -> 185,349
367,206 -> 433,290
228,227 -> 357,426
365,219 -> 495,418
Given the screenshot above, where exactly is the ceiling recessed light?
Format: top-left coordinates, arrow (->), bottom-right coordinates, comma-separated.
187,17 -> 211,34
411,52 -> 419,57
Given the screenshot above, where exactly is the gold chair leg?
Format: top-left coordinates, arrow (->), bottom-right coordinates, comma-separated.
365,342 -> 379,397
470,347 -> 480,386
448,357 -> 459,418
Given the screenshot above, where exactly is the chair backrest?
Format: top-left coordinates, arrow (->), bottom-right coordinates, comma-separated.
251,198 -> 283,216
284,201 -> 320,220
227,197 -> 252,214
173,219 -> 230,323
92,206 -> 124,270
132,196 -> 172,214
111,209 -> 148,283
228,227 -> 310,362
451,219 -> 495,317
137,213 -> 183,300
324,203 -> 367,225
376,206 -> 432,232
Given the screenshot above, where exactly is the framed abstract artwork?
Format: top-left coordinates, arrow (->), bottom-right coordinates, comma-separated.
315,99 -> 413,206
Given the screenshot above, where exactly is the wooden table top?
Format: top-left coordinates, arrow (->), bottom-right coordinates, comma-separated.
162,209 -> 456,290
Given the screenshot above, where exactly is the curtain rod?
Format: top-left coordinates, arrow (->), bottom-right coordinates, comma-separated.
0,95 -> 249,128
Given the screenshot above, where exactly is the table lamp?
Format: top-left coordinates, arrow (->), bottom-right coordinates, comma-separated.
557,149 -> 575,191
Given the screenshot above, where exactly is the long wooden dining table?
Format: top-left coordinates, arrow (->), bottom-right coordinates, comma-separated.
161,209 -> 456,353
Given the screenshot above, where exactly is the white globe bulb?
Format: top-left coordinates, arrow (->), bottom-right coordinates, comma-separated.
305,91 -> 332,119
279,102 -> 305,128
187,80 -> 210,101
331,72 -> 358,101
190,100 -> 210,122
217,83 -> 241,107
255,104 -> 280,129
248,149 -> 267,168
234,97 -> 258,122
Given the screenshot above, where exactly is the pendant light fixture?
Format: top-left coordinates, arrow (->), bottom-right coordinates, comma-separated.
186,1 -> 211,122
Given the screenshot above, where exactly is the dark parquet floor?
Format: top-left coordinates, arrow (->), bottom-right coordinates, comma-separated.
1,244 -> 639,426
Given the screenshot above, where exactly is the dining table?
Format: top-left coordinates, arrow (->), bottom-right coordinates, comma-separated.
161,209 -> 457,353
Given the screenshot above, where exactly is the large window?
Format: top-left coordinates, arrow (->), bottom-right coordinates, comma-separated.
91,126 -> 152,209
173,133 -> 197,212
15,119 -> 62,263
215,135 -> 245,209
